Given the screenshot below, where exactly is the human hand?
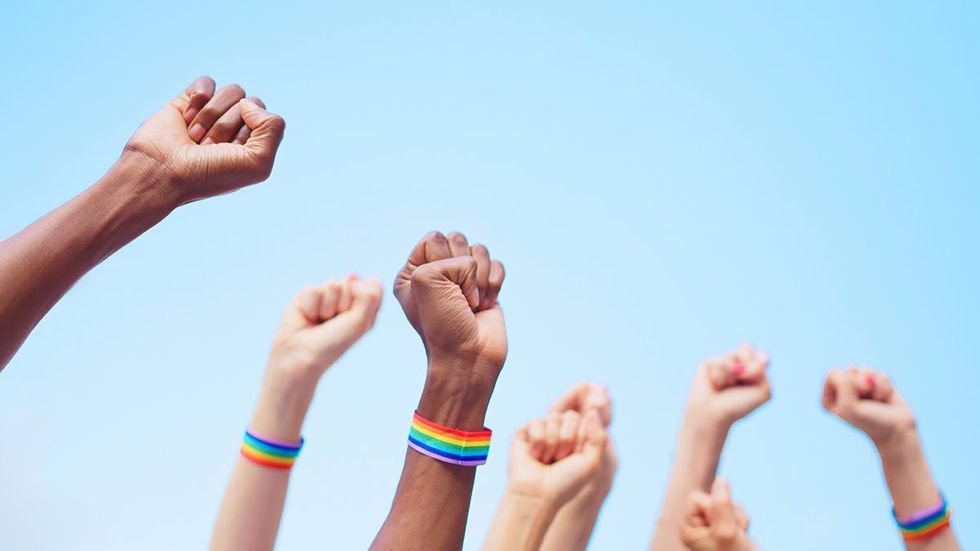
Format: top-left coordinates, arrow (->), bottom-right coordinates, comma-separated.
822,366 -> 916,447
686,345 -> 771,429
123,76 -> 286,206
268,274 -> 383,382
548,382 -> 618,496
506,410 -> 608,507
680,478 -> 757,551
394,231 -> 506,388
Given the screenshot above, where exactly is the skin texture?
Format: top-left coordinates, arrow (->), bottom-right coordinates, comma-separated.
0,76 -> 285,372
650,345 -> 771,551
210,275 -> 383,551
539,382 -> 618,551
482,410 -> 607,551
371,231 -> 506,551
823,367 -> 960,551
680,478 -> 757,551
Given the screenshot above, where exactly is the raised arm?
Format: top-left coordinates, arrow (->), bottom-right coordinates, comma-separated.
823,367 -> 960,551
371,231 -> 506,551
210,275 -> 383,551
0,76 -> 285,372
539,382 -> 618,551
680,478 -> 758,551
483,410 -> 607,551
650,345 -> 770,551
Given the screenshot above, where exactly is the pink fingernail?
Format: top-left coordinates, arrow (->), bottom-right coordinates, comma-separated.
866,375 -> 876,390
188,123 -> 205,142
732,362 -> 745,376
348,273 -> 360,281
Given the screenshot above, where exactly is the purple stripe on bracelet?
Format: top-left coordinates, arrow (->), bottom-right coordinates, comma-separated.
408,440 -> 487,466
246,429 -> 304,449
898,495 -> 946,524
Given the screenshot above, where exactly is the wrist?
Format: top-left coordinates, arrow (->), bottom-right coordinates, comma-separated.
875,426 -> 923,465
249,366 -> 319,442
418,359 -> 498,431
111,148 -> 181,213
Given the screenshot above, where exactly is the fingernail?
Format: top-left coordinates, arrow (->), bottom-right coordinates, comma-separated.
201,137 -> 214,145
732,362 -> 745,376
866,375 -> 876,390
348,273 -> 360,281
188,123 -> 205,142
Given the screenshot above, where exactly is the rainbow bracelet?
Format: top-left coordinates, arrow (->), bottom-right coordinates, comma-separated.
407,411 -> 492,466
894,494 -> 952,542
240,430 -> 304,470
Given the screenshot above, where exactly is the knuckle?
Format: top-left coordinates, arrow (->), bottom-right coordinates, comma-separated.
223,83 -> 246,98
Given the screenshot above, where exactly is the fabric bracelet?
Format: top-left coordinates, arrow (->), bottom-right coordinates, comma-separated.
407,411 -> 492,466
240,429 -> 304,470
894,494 -> 952,542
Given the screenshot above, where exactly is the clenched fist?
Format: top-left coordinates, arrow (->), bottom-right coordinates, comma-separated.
506,411 -> 608,507
548,382 -> 618,497
687,345 -> 771,428
269,274 -> 384,380
681,478 -> 757,551
124,76 -> 286,206
822,366 -> 916,446
395,231 -> 506,385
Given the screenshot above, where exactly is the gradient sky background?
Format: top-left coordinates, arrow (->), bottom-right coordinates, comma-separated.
1,2 -> 978,550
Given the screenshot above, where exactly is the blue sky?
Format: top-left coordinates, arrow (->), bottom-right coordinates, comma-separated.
1,2 -> 978,550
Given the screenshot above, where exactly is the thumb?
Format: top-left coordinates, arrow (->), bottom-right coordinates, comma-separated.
707,477 -> 739,537
239,98 -> 286,173
580,410 -> 607,460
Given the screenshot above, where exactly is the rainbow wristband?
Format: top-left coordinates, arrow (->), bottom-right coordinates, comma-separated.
407,411 -> 492,466
240,430 -> 304,470
894,494 -> 952,542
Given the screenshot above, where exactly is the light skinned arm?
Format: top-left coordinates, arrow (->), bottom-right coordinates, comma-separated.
483,410 -> 607,551
0,76 -> 285,372
650,345 -> 771,551
539,382 -> 618,551
210,275 -> 383,551
371,231 -> 507,551
680,478 -> 758,551
823,367 -> 960,551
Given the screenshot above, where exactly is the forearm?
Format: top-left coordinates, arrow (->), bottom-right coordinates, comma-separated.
876,430 -> 960,551
539,487 -> 608,551
0,152 -> 174,370
650,410 -> 729,551
371,364 -> 494,551
482,490 -> 559,551
211,369 -> 316,551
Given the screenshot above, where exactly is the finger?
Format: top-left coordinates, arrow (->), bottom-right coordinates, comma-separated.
540,413 -> 563,463
734,505 -> 751,531
349,278 -> 384,326
824,369 -> 859,412
410,257 -> 481,310
686,490 -> 713,525
526,419 -> 547,461
555,410 -> 582,460
201,102 -> 246,145
188,83 -> 246,142
854,366 -> 876,399
470,244 -> 492,309
584,384 -> 614,426
446,231 -> 470,258
337,274 -> 356,313
706,358 -> 732,390
231,97 -> 265,145
317,280 -> 344,321
239,99 -> 286,180
871,371 -> 894,403
483,259 -> 505,307
738,347 -> 769,384
172,76 -> 216,123
278,285 -> 321,333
